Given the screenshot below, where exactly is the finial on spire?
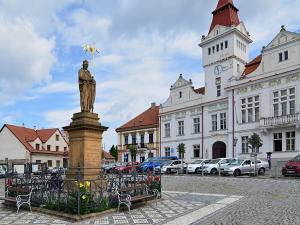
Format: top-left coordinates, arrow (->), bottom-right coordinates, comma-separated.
281,25 -> 286,32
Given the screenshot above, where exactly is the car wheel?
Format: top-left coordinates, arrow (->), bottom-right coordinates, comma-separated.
210,168 -> 218,175
258,168 -> 265,175
167,168 -> 171,174
233,169 -> 241,177
195,168 -> 201,174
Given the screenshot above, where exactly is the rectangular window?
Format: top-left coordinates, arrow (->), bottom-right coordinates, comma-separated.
140,134 -> 144,144
56,135 -> 59,141
216,44 -> 219,52
241,96 -> 260,123
221,42 -> 224,50
132,134 -> 137,145
165,147 -> 171,157
284,51 -> 289,60
273,88 -> 295,116
56,160 -> 61,167
64,147 -> 67,151
149,133 -> 154,143
165,123 -> 170,137
217,85 -> 221,97
178,121 -> 184,136
193,145 -> 200,158
193,118 -> 200,134
125,135 -> 129,145
47,145 -> 51,151
212,46 -> 215,53
208,48 -> 211,55
56,146 -> 59,152
212,114 -> 218,131
36,160 -> 41,164
48,160 -> 52,168
242,136 -> 249,154
220,113 -> 227,130
286,132 -> 296,151
225,41 -> 228,48
273,133 -> 283,152
279,52 -> 283,62
36,144 -> 40,150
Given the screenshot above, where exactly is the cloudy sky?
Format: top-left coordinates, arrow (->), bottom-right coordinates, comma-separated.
1,0 -> 300,150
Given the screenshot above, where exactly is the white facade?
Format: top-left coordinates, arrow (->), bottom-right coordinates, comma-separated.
160,75 -> 203,161
0,125 -> 69,169
159,3 -> 300,164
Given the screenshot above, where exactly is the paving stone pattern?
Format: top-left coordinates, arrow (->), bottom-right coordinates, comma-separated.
163,176 -> 300,225
1,176 -> 300,225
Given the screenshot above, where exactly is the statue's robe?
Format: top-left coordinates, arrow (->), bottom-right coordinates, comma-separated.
78,68 -> 94,112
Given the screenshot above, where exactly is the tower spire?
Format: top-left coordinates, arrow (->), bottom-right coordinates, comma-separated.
209,0 -> 240,33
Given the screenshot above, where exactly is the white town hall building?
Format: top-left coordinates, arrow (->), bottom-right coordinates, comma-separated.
160,0 -> 300,163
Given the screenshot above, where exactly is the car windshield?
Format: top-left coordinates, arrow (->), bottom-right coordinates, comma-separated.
290,155 -> 300,162
228,159 -> 244,165
209,159 -> 221,164
190,160 -> 203,164
161,160 -> 172,166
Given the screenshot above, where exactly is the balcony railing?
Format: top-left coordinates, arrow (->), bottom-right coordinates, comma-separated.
260,113 -> 300,127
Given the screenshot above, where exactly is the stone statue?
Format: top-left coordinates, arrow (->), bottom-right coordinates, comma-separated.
78,60 -> 96,112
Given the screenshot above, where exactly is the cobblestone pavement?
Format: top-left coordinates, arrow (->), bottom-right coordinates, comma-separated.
0,179 -> 240,225
163,176 -> 300,225
1,176 -> 300,225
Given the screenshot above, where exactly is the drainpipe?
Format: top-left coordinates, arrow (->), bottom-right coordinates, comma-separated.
202,106 -> 204,159
232,89 -> 235,158
159,115 -> 162,157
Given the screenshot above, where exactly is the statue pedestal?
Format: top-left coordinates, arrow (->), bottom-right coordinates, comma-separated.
63,112 -> 108,180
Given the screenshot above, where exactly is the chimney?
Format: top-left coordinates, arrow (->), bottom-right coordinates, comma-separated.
151,102 -> 156,108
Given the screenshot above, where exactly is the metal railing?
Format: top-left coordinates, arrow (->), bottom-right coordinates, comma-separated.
260,113 -> 300,127
4,166 -> 161,215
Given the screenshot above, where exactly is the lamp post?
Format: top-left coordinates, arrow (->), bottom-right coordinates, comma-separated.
233,137 -> 238,158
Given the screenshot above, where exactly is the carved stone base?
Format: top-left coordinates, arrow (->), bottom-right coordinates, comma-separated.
63,112 -> 108,180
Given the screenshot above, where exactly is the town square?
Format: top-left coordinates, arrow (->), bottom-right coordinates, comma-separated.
0,0 -> 300,224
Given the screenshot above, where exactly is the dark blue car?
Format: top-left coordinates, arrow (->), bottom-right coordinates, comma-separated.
138,156 -> 178,172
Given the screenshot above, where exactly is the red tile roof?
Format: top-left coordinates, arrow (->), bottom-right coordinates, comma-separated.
209,0 -> 240,33
2,124 -> 65,155
194,87 -> 205,94
242,55 -> 262,77
116,105 -> 159,132
103,151 -> 115,160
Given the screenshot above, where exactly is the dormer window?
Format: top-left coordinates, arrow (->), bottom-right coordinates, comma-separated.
179,91 -> 182,98
36,144 -> 40,150
279,51 -> 288,62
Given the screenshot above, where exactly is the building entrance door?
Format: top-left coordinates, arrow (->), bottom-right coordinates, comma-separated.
212,141 -> 226,159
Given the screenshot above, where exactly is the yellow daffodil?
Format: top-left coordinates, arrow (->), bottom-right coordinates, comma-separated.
81,195 -> 87,200
85,181 -> 91,188
79,182 -> 84,188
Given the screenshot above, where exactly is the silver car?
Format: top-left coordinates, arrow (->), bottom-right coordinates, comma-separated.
221,159 -> 268,176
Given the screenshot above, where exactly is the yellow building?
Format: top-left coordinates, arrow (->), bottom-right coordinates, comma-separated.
116,103 -> 160,163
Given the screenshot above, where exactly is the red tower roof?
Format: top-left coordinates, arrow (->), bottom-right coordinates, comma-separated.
209,0 -> 240,33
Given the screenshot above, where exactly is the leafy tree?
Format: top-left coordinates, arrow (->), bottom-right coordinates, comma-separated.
109,145 -> 118,160
177,143 -> 186,159
129,145 -> 137,162
248,133 -> 263,153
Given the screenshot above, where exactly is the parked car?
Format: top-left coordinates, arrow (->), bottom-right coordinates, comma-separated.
161,160 -> 187,174
114,162 -> 140,173
112,162 -> 128,173
103,162 -> 120,173
51,167 -> 66,174
202,158 -> 234,175
138,156 -> 178,173
282,155 -> 300,176
187,159 -> 211,174
221,159 -> 268,176
154,160 -> 173,173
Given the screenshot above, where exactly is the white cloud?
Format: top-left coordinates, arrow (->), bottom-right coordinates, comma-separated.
36,82 -> 77,94
0,18 -> 56,106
